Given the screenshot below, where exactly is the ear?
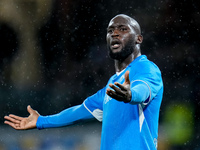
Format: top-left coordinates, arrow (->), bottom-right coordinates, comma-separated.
136,35 -> 143,44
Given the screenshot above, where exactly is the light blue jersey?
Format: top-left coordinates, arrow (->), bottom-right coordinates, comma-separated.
36,55 -> 163,150
84,55 -> 163,150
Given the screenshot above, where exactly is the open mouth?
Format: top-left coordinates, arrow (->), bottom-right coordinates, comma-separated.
111,40 -> 121,49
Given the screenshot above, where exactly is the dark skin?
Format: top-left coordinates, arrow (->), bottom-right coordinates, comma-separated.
106,14 -> 143,103
4,14 -> 143,130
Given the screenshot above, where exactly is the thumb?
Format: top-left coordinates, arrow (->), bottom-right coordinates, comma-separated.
124,71 -> 130,85
27,105 -> 34,114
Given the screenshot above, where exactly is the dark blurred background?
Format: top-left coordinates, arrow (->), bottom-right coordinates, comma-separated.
0,0 -> 200,149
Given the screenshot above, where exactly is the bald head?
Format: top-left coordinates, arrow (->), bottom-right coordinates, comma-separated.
109,14 -> 141,35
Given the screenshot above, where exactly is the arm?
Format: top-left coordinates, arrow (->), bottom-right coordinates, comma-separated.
4,104 -> 93,130
36,104 -> 93,129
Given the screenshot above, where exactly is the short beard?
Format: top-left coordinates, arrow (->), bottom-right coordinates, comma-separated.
108,41 -> 135,61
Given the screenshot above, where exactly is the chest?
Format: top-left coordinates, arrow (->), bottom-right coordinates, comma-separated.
102,73 -> 138,121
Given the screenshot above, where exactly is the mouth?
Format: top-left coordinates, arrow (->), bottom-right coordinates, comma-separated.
111,40 -> 121,49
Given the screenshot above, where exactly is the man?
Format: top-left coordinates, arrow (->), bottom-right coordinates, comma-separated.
4,14 -> 163,150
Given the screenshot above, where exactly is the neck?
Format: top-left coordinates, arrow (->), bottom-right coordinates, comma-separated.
114,52 -> 141,72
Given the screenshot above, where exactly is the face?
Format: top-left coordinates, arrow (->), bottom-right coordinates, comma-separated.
106,15 -> 140,60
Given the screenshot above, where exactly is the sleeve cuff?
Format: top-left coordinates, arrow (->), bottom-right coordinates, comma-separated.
36,115 -> 44,130
129,80 -> 151,105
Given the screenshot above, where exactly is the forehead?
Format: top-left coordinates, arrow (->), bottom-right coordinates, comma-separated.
108,16 -> 130,28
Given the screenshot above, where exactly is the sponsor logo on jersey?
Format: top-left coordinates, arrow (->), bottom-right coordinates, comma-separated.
104,95 -> 112,104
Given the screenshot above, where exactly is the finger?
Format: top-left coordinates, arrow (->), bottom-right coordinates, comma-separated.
114,82 -> 127,91
106,89 -> 124,101
4,116 -> 21,124
8,114 -> 24,121
106,88 -> 115,95
109,84 -> 124,95
106,88 -> 113,94
124,71 -> 130,85
27,105 -> 34,114
4,121 -> 21,130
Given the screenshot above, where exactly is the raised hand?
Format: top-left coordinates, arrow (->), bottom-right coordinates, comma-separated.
106,71 -> 132,103
4,105 -> 40,130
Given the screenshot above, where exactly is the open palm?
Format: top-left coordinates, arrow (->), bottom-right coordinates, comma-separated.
4,105 -> 40,130
106,71 -> 132,103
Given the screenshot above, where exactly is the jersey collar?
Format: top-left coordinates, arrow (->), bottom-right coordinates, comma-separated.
115,55 -> 147,75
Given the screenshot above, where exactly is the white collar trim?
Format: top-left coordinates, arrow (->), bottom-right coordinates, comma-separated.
116,68 -> 125,76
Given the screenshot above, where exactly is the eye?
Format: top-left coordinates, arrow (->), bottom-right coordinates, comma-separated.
107,29 -> 113,33
120,27 -> 127,31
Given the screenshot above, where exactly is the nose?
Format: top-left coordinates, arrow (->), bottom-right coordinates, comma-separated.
111,29 -> 119,37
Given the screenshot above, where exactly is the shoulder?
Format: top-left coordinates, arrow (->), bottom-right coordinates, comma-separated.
130,55 -> 161,75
